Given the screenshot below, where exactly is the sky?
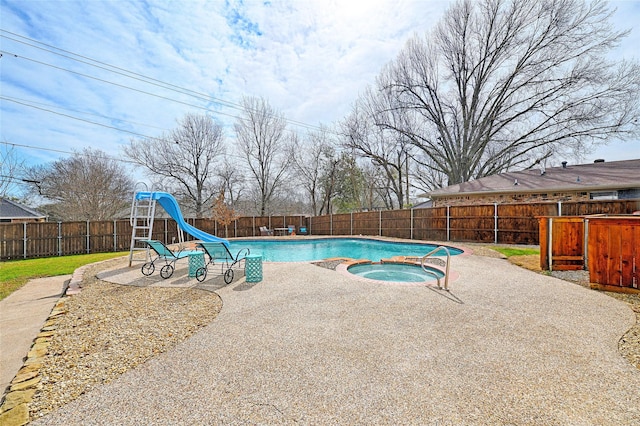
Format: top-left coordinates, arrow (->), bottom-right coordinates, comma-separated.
1,0 -> 639,187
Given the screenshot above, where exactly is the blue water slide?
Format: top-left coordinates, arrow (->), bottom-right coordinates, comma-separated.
136,191 -> 229,246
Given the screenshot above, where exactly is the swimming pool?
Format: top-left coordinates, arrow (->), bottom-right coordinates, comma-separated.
228,237 -> 463,262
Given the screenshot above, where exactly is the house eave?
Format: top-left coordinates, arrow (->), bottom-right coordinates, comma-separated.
429,183 -> 640,199
0,216 -> 47,220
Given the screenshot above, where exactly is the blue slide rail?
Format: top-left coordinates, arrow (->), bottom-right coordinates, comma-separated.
136,191 -> 229,247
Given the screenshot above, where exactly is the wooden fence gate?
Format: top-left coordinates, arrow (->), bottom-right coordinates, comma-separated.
538,216 -> 585,271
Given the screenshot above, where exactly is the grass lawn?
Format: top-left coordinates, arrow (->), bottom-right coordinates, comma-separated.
489,246 -> 541,272
0,252 -> 127,301
489,246 -> 540,258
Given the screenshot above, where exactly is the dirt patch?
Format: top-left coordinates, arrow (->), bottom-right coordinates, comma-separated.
508,255 -> 541,272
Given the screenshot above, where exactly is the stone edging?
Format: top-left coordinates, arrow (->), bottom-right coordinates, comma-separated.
0,264 -> 90,426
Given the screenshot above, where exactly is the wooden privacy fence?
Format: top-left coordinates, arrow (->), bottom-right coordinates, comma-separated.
0,215 -> 307,260
1,199 -> 638,260
587,215 -> 639,292
539,214 -> 640,292
309,199 -> 639,244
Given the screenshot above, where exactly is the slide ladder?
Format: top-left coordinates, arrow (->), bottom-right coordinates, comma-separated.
128,185 -> 157,267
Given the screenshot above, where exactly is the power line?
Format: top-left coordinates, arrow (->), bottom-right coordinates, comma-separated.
1,95 -> 169,132
1,96 -> 271,165
0,30 -> 344,166
0,51 -> 339,149
0,29 -> 328,132
0,49 -> 243,121
0,30 -> 248,111
2,48 -> 322,136
1,139 -> 250,166
0,174 -> 39,185
1,140 -> 137,164
1,96 -> 164,140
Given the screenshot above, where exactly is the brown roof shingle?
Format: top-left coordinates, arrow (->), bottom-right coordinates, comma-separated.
428,159 -> 640,197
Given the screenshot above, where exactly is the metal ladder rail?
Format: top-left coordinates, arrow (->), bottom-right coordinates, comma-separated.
128,195 -> 156,266
420,246 -> 451,291
128,185 -> 156,266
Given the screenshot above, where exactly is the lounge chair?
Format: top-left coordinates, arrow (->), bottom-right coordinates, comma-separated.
195,242 -> 250,283
287,225 -> 296,235
298,226 -> 308,235
141,240 -> 202,279
260,226 -> 273,236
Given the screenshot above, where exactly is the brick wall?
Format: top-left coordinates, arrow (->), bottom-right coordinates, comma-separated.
433,191 -> 591,207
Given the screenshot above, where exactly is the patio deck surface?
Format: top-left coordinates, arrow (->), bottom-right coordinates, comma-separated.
31,253 -> 640,425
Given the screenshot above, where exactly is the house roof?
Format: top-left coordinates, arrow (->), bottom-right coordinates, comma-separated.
0,198 -> 47,220
428,159 -> 640,198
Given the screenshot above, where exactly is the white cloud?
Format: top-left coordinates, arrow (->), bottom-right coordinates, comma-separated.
0,0 -> 638,174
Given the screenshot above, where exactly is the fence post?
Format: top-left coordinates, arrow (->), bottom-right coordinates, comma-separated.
58,222 -> 62,257
548,217 -> 553,271
584,218 -> 589,269
23,222 -> 27,259
252,216 -> 256,237
86,220 -> 90,254
494,203 -> 498,244
410,207 -> 414,240
330,214 -> 333,236
165,218 -> 169,242
558,201 -> 562,216
113,220 -> 117,252
446,206 -> 450,242
379,210 -> 382,236
350,212 -> 353,236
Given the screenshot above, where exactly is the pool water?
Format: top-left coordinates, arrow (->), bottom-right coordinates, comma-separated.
347,262 -> 445,283
228,238 -> 462,262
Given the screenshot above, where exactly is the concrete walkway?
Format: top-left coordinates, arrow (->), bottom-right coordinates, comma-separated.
0,276 -> 69,394
29,255 -> 640,425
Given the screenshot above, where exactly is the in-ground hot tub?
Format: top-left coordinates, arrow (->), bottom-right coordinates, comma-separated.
347,262 -> 445,283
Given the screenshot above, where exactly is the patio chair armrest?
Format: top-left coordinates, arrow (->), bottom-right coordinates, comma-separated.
235,247 -> 250,260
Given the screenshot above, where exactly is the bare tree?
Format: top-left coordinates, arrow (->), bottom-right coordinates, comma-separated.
234,96 -> 292,216
376,0 -> 639,187
410,152 -> 449,195
25,148 -> 133,221
216,156 -> 245,207
0,143 -> 26,198
290,127 -> 339,216
341,83 -> 413,209
126,113 -> 225,217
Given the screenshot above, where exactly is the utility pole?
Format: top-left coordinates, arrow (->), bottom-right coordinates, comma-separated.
405,151 -> 410,207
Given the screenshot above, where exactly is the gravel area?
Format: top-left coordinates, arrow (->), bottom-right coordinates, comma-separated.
26,250 -> 640,425
28,258 -> 222,421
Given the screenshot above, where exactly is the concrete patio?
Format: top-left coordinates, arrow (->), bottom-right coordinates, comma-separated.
30,253 -> 640,425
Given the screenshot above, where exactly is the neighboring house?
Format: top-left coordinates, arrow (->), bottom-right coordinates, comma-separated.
427,159 -> 640,207
0,198 -> 47,223
412,199 -> 433,209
